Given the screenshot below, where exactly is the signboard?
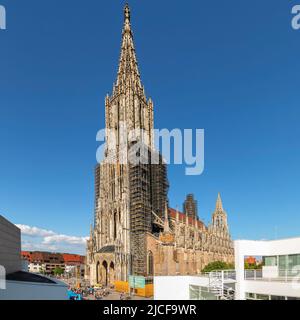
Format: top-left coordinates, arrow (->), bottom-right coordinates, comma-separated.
129,276 -> 145,289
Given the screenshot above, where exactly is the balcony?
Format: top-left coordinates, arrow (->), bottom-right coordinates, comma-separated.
245,267 -> 300,282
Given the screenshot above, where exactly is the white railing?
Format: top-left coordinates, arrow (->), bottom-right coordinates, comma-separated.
202,269 -> 236,281
244,269 -> 300,282
202,270 -> 236,300
244,269 -> 262,280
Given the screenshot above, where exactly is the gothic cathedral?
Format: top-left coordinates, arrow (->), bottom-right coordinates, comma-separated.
86,4 -> 234,287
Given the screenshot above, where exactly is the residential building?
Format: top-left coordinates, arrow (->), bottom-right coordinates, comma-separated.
62,254 -> 85,278
21,251 -> 85,277
21,251 -> 65,275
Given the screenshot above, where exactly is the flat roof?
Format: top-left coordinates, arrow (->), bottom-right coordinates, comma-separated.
234,236 -> 300,242
6,271 -> 56,284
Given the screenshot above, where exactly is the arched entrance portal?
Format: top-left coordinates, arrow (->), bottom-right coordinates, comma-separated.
109,262 -> 115,285
101,261 -> 108,286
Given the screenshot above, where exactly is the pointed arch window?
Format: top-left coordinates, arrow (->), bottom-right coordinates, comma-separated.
147,251 -> 154,276
114,211 -> 117,240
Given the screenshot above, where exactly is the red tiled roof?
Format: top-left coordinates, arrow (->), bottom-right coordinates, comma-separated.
21,251 -> 85,264
62,254 -> 85,264
21,251 -> 31,261
245,256 -> 256,265
168,208 -> 205,230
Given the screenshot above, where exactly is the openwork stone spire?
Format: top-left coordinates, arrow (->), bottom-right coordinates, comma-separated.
212,193 -> 228,230
215,192 -> 224,212
114,3 -> 143,95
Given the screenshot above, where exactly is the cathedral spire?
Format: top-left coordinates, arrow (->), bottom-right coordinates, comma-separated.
124,3 -> 131,26
212,193 -> 228,230
215,192 -> 224,212
115,4 -> 142,93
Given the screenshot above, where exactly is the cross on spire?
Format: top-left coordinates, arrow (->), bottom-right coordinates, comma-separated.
124,3 -> 130,22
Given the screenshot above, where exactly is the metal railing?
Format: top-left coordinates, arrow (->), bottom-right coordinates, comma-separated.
201,269 -> 236,281
244,269 -> 300,282
244,269 -> 262,280
201,270 -> 236,300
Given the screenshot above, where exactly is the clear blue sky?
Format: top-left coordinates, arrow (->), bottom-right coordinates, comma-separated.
0,0 -> 299,253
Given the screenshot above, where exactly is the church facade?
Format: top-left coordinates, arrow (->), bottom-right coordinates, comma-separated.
86,5 -> 234,286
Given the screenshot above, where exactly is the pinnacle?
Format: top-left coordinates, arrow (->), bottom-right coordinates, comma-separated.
215,193 -> 224,212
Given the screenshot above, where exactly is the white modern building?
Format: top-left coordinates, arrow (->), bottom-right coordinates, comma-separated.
235,238 -> 300,300
154,276 -> 212,300
154,237 -> 300,300
0,273 -> 68,300
0,215 -> 68,300
154,272 -> 236,300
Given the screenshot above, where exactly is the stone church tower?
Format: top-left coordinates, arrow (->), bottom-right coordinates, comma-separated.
86,4 -> 168,286
211,193 -> 229,230
86,5 -> 234,287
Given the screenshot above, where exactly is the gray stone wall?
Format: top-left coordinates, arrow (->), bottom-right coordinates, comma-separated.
0,215 -> 21,275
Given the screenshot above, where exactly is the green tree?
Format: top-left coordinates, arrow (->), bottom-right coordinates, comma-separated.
53,266 -> 64,276
39,268 -> 46,275
202,261 -> 234,273
244,261 -> 263,270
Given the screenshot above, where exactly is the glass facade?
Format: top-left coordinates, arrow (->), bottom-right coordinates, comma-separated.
278,254 -> 300,269
256,294 -> 269,300
189,285 -> 218,300
287,254 -> 300,269
246,293 -> 300,300
245,292 -> 255,300
279,255 -> 286,271
264,254 -> 300,277
270,295 -> 285,300
263,256 -> 277,266
190,285 -> 201,300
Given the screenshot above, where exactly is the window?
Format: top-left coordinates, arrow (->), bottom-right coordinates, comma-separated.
263,256 -> 277,266
176,262 -> 180,273
114,211 -> 117,240
279,255 -> 287,270
147,251 -> 154,276
245,293 -> 255,300
271,296 -> 285,300
287,254 -> 300,269
189,286 -> 218,300
256,294 -> 269,300
278,254 -> 300,276
190,285 -> 201,300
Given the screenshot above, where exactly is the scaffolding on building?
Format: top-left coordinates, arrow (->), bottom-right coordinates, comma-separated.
129,145 -> 169,276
